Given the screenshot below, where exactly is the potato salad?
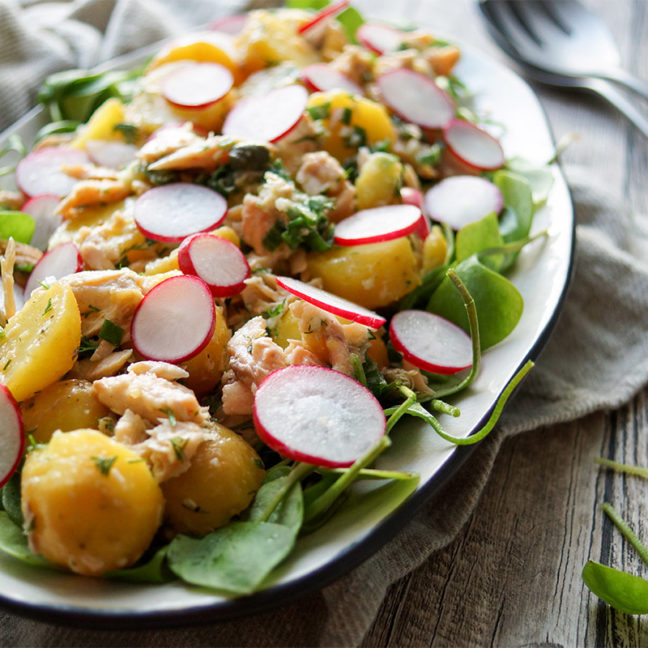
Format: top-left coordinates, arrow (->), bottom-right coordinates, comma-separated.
0,2 -> 546,593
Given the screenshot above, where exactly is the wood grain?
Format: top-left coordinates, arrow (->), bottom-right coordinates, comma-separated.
360,0 -> 648,645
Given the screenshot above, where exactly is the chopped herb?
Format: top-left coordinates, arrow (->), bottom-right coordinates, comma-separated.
371,139 -> 391,153
2,359 -> 11,371
97,417 -> 115,433
158,407 -> 177,427
42,298 -> 53,315
81,304 -> 101,318
92,455 -> 117,476
38,281 -> 50,290
267,159 -> 291,181
262,299 -> 286,319
127,458 -> 145,464
251,267 -> 271,275
14,262 -> 34,274
113,123 -> 139,144
306,102 -> 331,121
98,319 -> 124,347
78,336 -> 99,358
170,437 -> 188,461
341,106 -> 352,125
416,143 -> 443,167
342,125 -> 367,148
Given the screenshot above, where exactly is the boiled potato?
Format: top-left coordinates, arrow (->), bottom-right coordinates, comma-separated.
180,305 -> 230,395
236,10 -> 318,75
307,91 -> 396,162
21,429 -> 164,576
20,379 -> 112,445
355,152 -> 403,210
307,237 -> 421,309
71,98 -> 127,149
0,282 -> 81,402
48,201 -> 125,249
422,225 -> 448,273
162,423 -> 265,536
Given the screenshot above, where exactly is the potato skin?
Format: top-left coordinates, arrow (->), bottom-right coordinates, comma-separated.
21,429 -> 164,576
162,424 -> 265,537
307,237 -> 421,309
20,379 -> 112,444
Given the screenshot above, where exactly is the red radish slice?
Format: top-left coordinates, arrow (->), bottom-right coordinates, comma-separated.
21,194 -> 62,251
297,0 -> 350,35
222,85 -> 308,143
24,242 -> 83,297
333,204 -> 424,246
210,13 -> 247,35
301,63 -> 363,95
390,310 -> 472,375
357,22 -> 405,55
16,147 -> 90,198
0,384 -> 24,488
134,183 -> 227,243
162,62 -> 234,110
253,365 -> 386,468
400,187 -> 430,237
131,275 -> 215,363
424,176 -> 503,230
377,69 -> 455,130
178,233 -> 250,297
276,276 -> 386,329
86,139 -> 138,170
443,118 -> 505,171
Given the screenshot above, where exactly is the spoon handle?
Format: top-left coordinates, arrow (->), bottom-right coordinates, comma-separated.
585,78 -> 648,138
603,68 -> 648,103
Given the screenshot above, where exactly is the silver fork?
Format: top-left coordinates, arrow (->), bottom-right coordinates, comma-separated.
479,0 -> 648,137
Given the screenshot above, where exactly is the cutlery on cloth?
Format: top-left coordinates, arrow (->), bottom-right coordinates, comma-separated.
478,0 -> 648,137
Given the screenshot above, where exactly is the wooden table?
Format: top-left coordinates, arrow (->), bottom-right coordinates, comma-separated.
354,0 -> 648,645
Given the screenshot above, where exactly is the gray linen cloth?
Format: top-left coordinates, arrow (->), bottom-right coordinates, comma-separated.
1,0 -> 647,645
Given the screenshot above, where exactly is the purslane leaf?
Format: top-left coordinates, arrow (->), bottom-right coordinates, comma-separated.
582,561 -> 648,615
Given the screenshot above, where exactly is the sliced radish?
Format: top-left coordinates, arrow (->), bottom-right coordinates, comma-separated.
276,276 -> 386,329
424,176 -> 503,230
357,22 -> 405,55
21,194 -> 62,251
377,69 -> 455,130
210,13 -> 247,35
390,310 -> 472,375
178,233 -> 250,297
24,242 -> 83,297
253,365 -> 385,468
442,118 -> 505,171
162,62 -> 234,110
222,85 -> 308,143
0,384 -> 24,488
297,0 -> 350,35
333,204 -> 424,246
85,139 -> 138,170
301,63 -> 363,95
400,187 -> 430,237
16,147 -> 90,198
134,183 -> 228,243
131,275 -> 215,363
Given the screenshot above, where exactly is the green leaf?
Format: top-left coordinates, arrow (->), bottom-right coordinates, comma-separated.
286,0 -> 329,9
0,211 -> 35,244
455,212 -> 504,271
506,156 -> 554,206
582,561 -> 648,615
167,521 -> 296,594
0,512 -> 59,569
336,7 -> 365,42
493,170 -> 534,266
1,467 -> 23,527
426,255 -> 523,349
98,318 -> 124,347
34,120 -> 80,143
104,546 -> 173,583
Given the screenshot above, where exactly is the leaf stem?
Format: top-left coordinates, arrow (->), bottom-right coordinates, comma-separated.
304,435 -> 391,523
601,502 -> 648,568
594,457 -> 648,479
423,360 -> 533,445
430,399 -> 460,417
257,462 -> 315,523
318,467 -> 418,481
386,386 -> 417,433
478,230 -> 548,259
